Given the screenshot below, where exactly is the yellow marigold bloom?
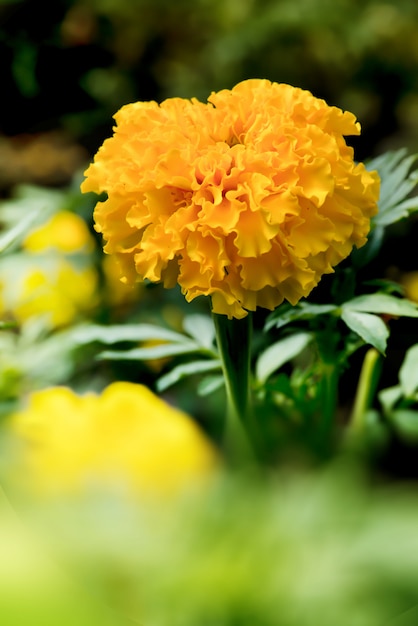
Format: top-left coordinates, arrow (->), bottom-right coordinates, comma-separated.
8,382 -> 218,497
13,261 -> 98,327
0,210 -> 99,327
23,210 -> 94,254
81,79 -> 380,318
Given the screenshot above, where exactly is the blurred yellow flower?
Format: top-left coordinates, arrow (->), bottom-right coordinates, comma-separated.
13,261 -> 98,327
22,210 -> 94,254
81,79 -> 380,318
101,253 -> 142,307
400,271 -> 418,302
0,210 -> 99,327
9,382 -> 218,497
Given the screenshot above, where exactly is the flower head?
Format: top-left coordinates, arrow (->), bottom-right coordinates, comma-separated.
8,382 -> 218,497
82,79 -> 380,318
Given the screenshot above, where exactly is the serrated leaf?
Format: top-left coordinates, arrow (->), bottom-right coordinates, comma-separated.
73,323 -> 191,345
156,359 -> 222,392
99,341 -> 200,361
399,344 -> 418,397
368,149 -> 418,227
381,175 -> 418,212
265,302 -> 337,331
183,314 -> 216,350
374,195 -> 418,226
379,155 -> 417,209
256,332 -> 312,384
367,148 -> 406,176
341,310 -> 389,354
344,293 -> 418,318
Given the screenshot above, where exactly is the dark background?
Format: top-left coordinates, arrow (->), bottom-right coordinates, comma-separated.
1,0 -> 418,175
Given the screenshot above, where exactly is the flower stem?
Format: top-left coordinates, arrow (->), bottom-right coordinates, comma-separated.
348,348 -> 382,435
212,312 -> 256,465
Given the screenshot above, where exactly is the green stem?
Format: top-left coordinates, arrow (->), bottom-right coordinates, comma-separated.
349,348 -> 382,435
314,361 -> 340,456
212,312 -> 256,464
314,330 -> 340,448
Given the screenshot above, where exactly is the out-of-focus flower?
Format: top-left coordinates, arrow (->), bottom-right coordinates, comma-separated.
82,79 -> 380,318
11,261 -> 98,327
23,210 -> 94,254
400,270 -> 418,302
0,210 -> 99,327
101,253 -> 142,307
8,382 -> 218,497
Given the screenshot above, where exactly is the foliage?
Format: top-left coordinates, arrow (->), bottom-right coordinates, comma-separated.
2,468 -> 418,625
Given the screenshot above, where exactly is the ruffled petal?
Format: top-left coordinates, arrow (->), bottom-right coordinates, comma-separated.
82,79 -> 380,318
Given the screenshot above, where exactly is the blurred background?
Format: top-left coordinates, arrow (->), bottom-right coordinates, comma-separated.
1,0 -> 418,193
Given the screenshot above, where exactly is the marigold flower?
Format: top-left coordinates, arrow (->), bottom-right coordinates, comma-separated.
81,79 -> 380,318
0,210 -> 99,327
22,210 -> 94,254
13,261 -> 98,327
8,382 -> 218,496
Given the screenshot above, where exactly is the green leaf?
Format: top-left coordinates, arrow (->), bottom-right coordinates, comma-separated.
256,332 -> 312,384
399,344 -> 418,398
183,314 -> 216,350
0,185 -> 68,253
156,359 -> 222,392
344,293 -> 418,318
375,196 -> 418,227
378,385 -> 403,413
340,310 -> 389,354
99,341 -> 200,361
197,375 -> 224,396
380,155 -> 417,211
73,323 -> 191,345
265,302 -> 337,331
387,409 -> 418,443
363,279 -> 405,295
368,149 -> 418,227
0,206 -> 45,253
